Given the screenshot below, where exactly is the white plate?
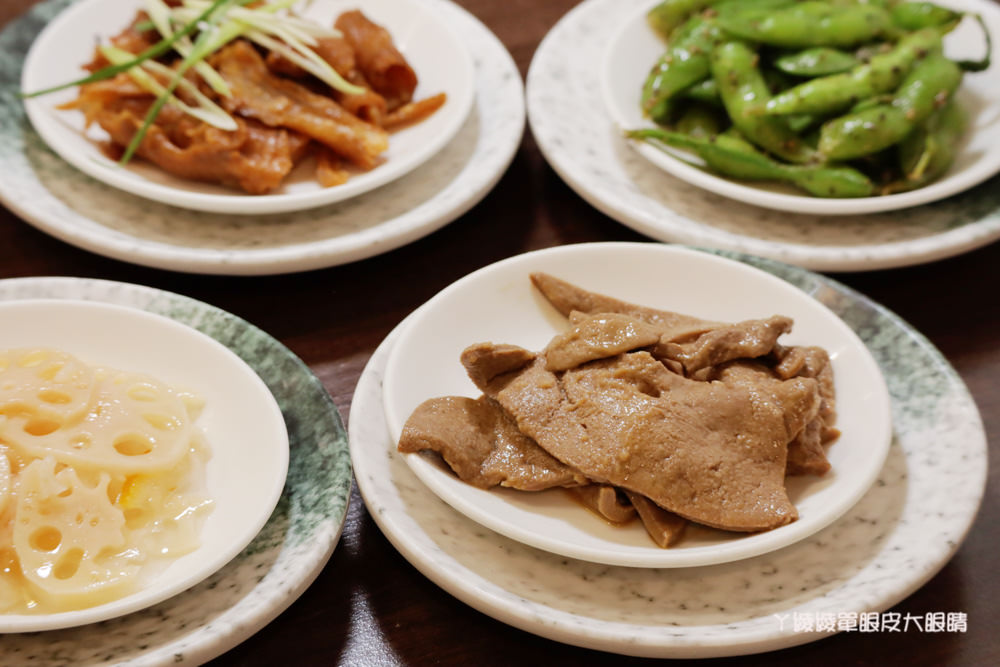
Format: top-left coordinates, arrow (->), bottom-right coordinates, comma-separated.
0,299 -> 288,633
602,0 -> 1000,215
351,243 -> 987,658
0,0 -> 522,275
20,0 -> 476,215
527,0 -> 1000,271
381,244 -> 891,568
0,278 -> 351,664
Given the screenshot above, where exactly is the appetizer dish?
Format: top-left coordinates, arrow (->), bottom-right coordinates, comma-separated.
0,299 -> 288,632
399,273 -> 839,548
20,0 -> 475,214
600,0 -> 1000,214
630,0 -> 990,197
383,244 -> 891,567
0,348 -> 212,615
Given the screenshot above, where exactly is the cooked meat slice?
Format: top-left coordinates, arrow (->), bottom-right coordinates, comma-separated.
786,418 -> 831,476
264,36 -> 389,126
773,344 -> 840,449
398,395 -> 588,491
566,485 -> 636,524
315,147 -> 350,187
773,345 -> 836,418
382,93 -> 447,130
656,315 -> 794,374
84,12 -> 160,71
543,312 -> 662,371
335,10 -> 418,110
66,78 -> 309,194
623,491 -> 688,548
211,41 -> 388,169
531,273 -> 722,342
463,345 -> 817,532
461,343 -> 535,389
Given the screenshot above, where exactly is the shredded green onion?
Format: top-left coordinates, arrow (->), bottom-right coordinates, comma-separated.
100,45 -> 237,131
19,0 -> 234,98
27,0 -> 369,166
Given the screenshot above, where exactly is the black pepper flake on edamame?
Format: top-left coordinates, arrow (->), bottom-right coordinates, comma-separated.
628,0 -> 991,198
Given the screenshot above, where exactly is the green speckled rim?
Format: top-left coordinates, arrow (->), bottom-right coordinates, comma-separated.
0,277 -> 351,666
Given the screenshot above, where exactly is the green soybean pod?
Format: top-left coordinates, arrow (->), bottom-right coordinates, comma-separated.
891,1 -> 962,30
680,77 -> 723,105
674,102 -> 727,136
626,127 -> 874,196
774,47 -> 861,77
641,16 -> 722,123
710,40 -> 817,163
818,53 -> 963,160
646,0 -> 718,38
714,1 -> 894,49
765,28 -> 943,116
893,97 -> 968,190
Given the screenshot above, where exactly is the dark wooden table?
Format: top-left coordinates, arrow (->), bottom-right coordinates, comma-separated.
1,1 -> 997,665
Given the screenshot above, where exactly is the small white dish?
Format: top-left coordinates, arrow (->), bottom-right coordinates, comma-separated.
20,0 -> 475,215
601,0 -> 1000,216
381,243 -> 892,568
0,299 -> 289,633
0,0 -> 522,275
350,250 -> 987,656
526,0 -> 1000,271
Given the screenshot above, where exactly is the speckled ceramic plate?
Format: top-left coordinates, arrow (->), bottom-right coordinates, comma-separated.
382,244 -> 892,568
601,0 -> 1000,216
0,0 -> 524,275
0,278 -> 351,666
527,0 -> 1000,271
350,242 -> 987,658
21,0 -> 476,215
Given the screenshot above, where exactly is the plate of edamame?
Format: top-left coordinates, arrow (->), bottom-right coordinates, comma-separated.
602,0 -> 1000,215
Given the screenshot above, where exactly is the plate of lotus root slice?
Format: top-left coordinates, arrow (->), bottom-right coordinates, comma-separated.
382,243 -> 891,567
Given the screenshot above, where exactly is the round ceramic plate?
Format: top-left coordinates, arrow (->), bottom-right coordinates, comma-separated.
0,0 -> 524,274
351,243 -> 987,658
0,299 -> 288,633
602,0 -> 1000,216
527,0 -> 1000,271
21,0 -> 476,215
0,278 -> 351,666
381,244 -> 891,568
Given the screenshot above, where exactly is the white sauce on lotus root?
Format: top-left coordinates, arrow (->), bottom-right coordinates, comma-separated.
0,348 -> 212,614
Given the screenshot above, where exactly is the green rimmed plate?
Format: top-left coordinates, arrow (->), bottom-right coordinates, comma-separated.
0,277 -> 351,665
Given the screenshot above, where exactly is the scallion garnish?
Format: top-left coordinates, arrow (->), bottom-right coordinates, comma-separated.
19,0 -> 234,99
26,0 -> 369,167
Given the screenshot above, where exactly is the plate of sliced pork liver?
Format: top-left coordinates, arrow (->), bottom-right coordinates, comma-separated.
382,243 -> 892,568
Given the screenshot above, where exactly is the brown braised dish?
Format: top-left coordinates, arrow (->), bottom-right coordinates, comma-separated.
60,4 -> 446,194
398,273 -> 840,548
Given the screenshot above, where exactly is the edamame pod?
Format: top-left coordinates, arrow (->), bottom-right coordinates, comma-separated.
674,102 -> 727,136
765,28 -> 943,116
774,47 -> 861,77
626,127 -> 875,196
890,1 -> 961,30
715,1 -> 894,48
890,97 -> 967,191
646,0 -> 718,38
680,77 -> 723,105
642,16 -> 723,122
710,40 -> 817,163
818,53 -> 963,160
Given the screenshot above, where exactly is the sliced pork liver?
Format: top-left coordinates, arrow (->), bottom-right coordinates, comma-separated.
462,345 -> 819,532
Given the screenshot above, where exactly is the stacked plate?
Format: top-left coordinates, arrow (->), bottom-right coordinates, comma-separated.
0,0 -> 526,274
350,242 -> 987,658
526,0 -> 1000,271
